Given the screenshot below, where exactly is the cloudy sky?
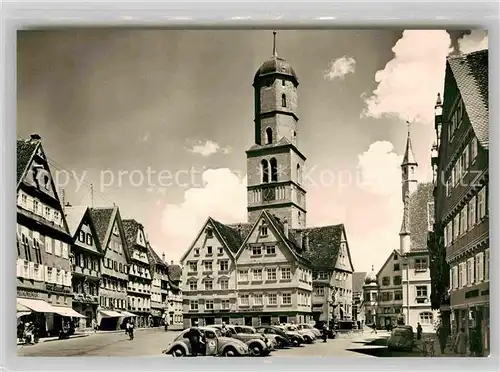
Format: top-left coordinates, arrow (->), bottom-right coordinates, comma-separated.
17,28 -> 488,272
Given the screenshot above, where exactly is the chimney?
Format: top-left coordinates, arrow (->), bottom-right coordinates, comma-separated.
162,252 -> 166,262
237,223 -> 243,238
30,133 -> 41,141
283,219 -> 289,238
171,260 -> 174,265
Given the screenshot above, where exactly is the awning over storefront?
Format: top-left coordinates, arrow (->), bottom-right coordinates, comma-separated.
17,311 -> 31,318
17,298 -> 56,313
119,311 -> 138,317
99,310 -> 123,318
52,306 -> 86,318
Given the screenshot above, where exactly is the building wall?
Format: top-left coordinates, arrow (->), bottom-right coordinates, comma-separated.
377,252 -> 403,328
181,222 -> 237,328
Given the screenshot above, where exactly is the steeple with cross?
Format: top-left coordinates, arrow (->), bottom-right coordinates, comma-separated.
401,121 -> 418,202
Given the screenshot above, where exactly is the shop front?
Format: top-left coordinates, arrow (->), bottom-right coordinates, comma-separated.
72,293 -> 99,330
450,282 -> 489,356
151,308 -> 163,327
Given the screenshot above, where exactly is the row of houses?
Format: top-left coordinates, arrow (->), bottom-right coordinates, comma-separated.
429,49 -> 489,355
16,134 -> 183,336
179,33 -> 355,329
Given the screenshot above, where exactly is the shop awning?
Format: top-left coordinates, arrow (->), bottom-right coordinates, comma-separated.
17,298 -> 57,313
17,311 -> 31,318
52,306 -> 86,318
99,310 -> 123,318
17,302 -> 31,312
119,311 -> 138,317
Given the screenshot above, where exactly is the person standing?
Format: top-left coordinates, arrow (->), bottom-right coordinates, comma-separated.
417,322 -> 423,340
454,327 -> 468,357
186,322 -> 203,356
322,324 -> 328,343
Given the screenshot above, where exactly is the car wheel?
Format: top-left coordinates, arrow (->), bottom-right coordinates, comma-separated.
171,346 -> 185,357
223,347 -> 237,357
249,343 -> 263,356
292,338 -> 300,347
304,336 -> 312,344
275,339 -> 283,348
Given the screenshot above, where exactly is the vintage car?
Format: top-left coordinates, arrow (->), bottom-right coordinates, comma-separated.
254,326 -> 292,348
283,324 -> 316,344
297,323 -> 321,338
274,325 -> 305,346
387,326 -> 415,352
162,327 -> 249,357
208,325 -> 273,356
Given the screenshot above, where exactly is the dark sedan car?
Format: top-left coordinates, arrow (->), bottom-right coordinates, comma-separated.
254,326 -> 292,348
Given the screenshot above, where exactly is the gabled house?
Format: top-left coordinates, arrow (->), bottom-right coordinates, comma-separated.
64,206 -> 103,330
16,134 -> 80,336
122,219 -> 153,327
166,261 -> 183,330
147,246 -> 168,326
430,48 -> 489,354
180,217 -> 243,327
302,224 -> 354,326
234,210 -> 313,326
89,206 -> 131,330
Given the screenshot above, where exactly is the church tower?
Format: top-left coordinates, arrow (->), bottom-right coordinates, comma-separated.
399,123 -> 418,254
246,31 -> 307,228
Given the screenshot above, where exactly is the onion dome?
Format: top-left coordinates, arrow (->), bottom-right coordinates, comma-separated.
253,31 -> 299,86
364,265 -> 377,285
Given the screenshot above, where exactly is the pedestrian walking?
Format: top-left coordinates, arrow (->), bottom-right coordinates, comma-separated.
454,327 -> 468,357
371,323 -> 377,334
322,323 -> 328,343
92,318 -> 98,333
417,322 -> 423,340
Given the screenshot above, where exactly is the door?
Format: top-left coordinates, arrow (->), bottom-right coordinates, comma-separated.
205,317 -> 215,325
279,316 -> 288,324
204,330 -> 218,356
222,317 -> 230,324
261,316 -> 271,325
245,317 -> 252,326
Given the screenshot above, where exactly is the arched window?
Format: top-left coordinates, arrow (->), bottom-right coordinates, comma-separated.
261,160 -> 269,183
266,127 -> 273,144
297,164 -> 302,184
281,94 -> 287,107
270,158 -> 278,182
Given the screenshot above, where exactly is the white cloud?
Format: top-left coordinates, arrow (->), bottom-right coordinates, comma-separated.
186,140 -> 232,156
362,30 -> 453,125
159,168 -> 247,261
324,56 -> 356,81
458,29 -> 488,54
357,141 -> 402,196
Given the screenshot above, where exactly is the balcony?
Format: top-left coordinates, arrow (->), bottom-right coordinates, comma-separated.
73,293 -> 98,304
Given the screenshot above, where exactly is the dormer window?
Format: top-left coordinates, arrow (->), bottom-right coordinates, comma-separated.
206,228 -> 213,238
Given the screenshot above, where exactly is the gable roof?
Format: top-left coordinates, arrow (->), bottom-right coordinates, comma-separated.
64,206 -> 88,237
352,272 -> 367,294
211,218 -> 247,254
17,139 -> 39,186
299,224 -> 344,270
147,244 -> 167,268
122,219 -> 143,256
447,49 -> 489,149
409,183 -> 433,252
89,206 -> 131,262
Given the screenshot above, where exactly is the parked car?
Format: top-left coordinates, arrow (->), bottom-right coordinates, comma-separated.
297,323 -> 321,338
284,324 -> 315,344
208,325 -> 272,356
162,327 -> 249,357
274,325 -> 305,346
387,327 -> 415,352
254,326 -> 291,348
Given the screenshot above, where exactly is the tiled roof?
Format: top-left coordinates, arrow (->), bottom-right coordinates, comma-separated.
211,219 -> 247,253
89,207 -> 114,245
147,245 -> 167,268
298,224 -> 344,270
64,206 -> 88,237
409,183 -> 433,252
168,264 -> 182,282
448,49 -> 489,149
352,272 -> 367,294
17,140 -> 38,185
122,219 -> 140,254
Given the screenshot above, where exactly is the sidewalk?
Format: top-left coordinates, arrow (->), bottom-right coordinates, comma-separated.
16,327 -> 156,346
